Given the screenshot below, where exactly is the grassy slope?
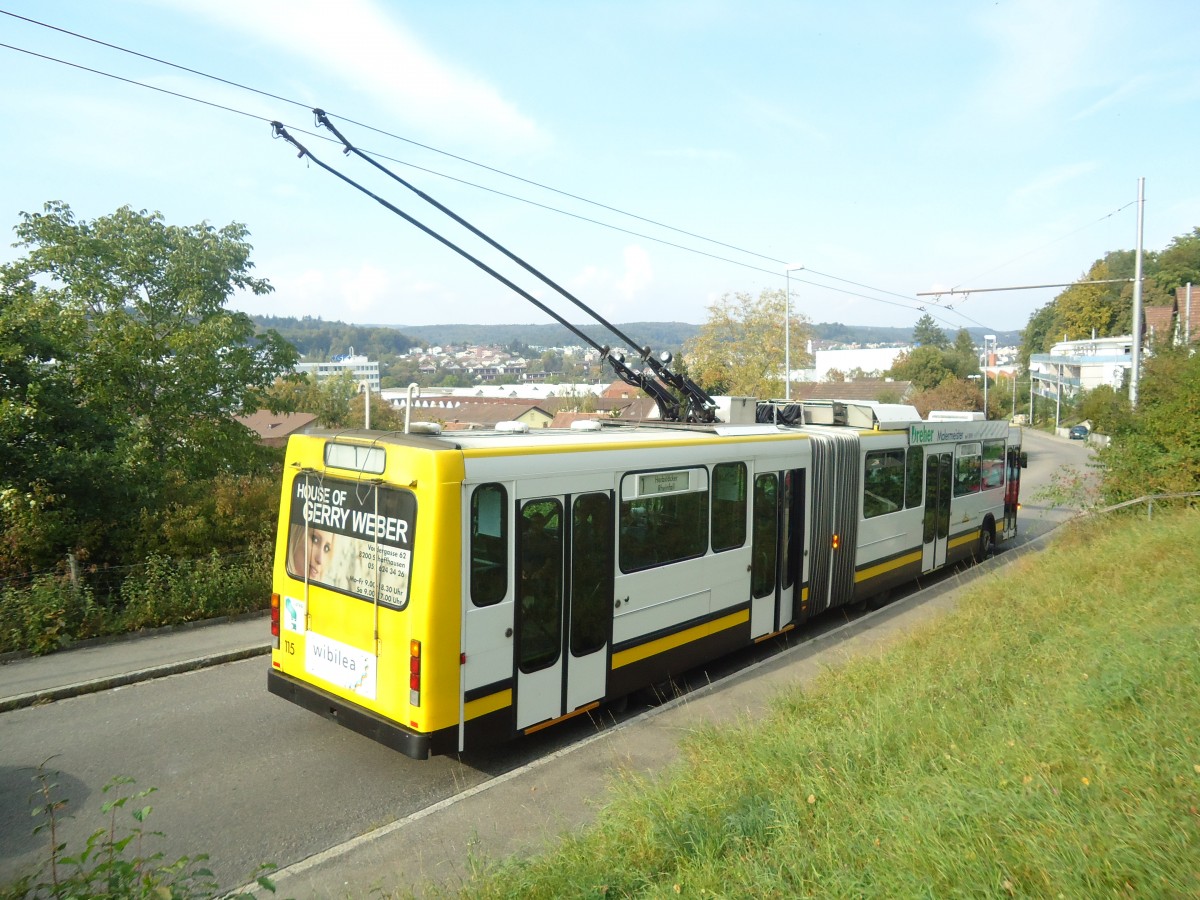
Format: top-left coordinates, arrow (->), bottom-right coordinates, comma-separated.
460,511 -> 1200,898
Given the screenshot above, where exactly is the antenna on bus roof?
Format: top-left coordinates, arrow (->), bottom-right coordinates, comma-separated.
296,110 -> 716,423
269,121 -> 685,420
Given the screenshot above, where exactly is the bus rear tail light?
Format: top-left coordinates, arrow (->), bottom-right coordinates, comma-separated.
409,639 -> 421,707
270,594 -> 280,649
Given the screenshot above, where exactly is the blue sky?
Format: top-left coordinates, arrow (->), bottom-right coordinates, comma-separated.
2,1 -> 1197,334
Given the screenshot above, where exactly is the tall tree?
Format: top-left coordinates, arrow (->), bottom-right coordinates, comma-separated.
1152,227 -> 1200,299
1019,301 -> 1057,372
912,313 -> 949,349
0,202 -> 297,575
683,289 -> 811,398
948,328 -> 981,379
887,345 -> 953,391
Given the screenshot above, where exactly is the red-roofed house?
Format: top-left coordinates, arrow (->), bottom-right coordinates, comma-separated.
236,410 -> 319,448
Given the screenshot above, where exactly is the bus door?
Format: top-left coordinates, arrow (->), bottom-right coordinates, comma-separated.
922,452 -> 953,572
514,489 -> 614,731
750,469 -> 804,637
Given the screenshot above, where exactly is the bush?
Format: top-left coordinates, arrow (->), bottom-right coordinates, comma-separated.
118,545 -> 272,632
0,574 -> 104,655
0,544 -> 272,655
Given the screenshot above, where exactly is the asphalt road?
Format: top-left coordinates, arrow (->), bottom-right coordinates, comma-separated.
0,427 -> 1094,891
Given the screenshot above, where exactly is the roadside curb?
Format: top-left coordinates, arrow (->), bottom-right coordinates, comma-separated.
0,610 -> 270,666
0,644 -> 271,714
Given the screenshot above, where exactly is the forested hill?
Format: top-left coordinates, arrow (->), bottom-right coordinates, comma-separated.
252,315 -> 1019,356
250,315 -> 422,358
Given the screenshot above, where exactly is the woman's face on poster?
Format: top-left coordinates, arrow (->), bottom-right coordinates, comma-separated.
307,529 -> 334,579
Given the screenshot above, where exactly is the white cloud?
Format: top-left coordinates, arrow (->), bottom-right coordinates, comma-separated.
616,245 -> 654,299
263,262 -> 396,318
1070,74 -> 1154,122
1011,162 -> 1100,207
564,246 -> 654,311
971,0 -> 1112,121
152,0 -> 550,152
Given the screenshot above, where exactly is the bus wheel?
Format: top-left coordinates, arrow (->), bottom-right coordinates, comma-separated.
977,526 -> 995,561
864,588 -> 892,611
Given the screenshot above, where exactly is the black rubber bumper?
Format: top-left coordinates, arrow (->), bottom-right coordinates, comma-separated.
267,668 -> 433,760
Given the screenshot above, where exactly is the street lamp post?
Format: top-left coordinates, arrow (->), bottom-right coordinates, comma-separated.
982,334 -> 996,419
784,264 -> 804,400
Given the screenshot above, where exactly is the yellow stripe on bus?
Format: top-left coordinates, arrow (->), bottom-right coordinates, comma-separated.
464,688 -> 512,721
611,609 -> 750,670
949,529 -> 981,550
855,550 -> 922,583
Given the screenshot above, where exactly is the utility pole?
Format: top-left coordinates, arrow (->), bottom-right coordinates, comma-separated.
1187,282 -> 1193,346
784,265 -> 804,400
1130,177 -> 1145,407
983,334 -> 995,419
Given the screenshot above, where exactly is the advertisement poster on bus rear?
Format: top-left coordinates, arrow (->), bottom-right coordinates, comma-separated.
285,475 -> 416,609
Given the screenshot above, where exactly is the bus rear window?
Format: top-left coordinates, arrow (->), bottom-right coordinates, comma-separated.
285,474 -> 416,609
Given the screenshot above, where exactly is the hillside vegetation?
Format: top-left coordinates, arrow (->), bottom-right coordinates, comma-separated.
454,510 -> 1200,898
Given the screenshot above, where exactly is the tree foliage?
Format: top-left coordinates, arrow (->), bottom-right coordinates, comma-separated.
889,320 -> 981,392
683,289 -> 811,398
1099,346 -> 1200,503
887,346 -> 954,391
253,314 -> 420,359
912,313 -> 950,349
907,377 -> 986,419
0,202 -> 297,578
1019,230 -> 1200,366
949,328 -> 981,379
1077,384 -> 1131,436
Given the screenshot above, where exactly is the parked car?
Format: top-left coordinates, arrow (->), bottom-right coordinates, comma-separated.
1069,425 -> 1089,440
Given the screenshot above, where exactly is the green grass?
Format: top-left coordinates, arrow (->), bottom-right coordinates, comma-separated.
453,510 -> 1200,898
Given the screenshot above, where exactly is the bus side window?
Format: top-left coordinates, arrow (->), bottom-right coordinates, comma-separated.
905,446 -> 924,508
863,449 -> 905,518
981,439 -> 1005,490
954,443 -> 982,496
470,484 -> 508,607
711,462 -> 747,552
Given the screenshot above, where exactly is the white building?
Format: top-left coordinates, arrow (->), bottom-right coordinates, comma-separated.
1029,336 -> 1131,401
792,346 -> 910,383
295,350 -> 381,392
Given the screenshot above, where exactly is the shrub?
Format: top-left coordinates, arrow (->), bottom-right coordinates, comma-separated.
0,574 -> 104,655
118,545 -> 272,632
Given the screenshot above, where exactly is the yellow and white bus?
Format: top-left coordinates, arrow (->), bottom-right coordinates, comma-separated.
267,402 -> 1024,758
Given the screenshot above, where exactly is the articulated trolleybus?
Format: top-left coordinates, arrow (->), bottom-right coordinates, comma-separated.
267,400 -> 1025,758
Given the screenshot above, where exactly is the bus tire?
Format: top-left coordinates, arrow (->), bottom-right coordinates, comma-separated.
976,523 -> 995,561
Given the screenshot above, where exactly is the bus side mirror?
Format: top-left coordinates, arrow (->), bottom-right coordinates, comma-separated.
1020,451 -> 1029,469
